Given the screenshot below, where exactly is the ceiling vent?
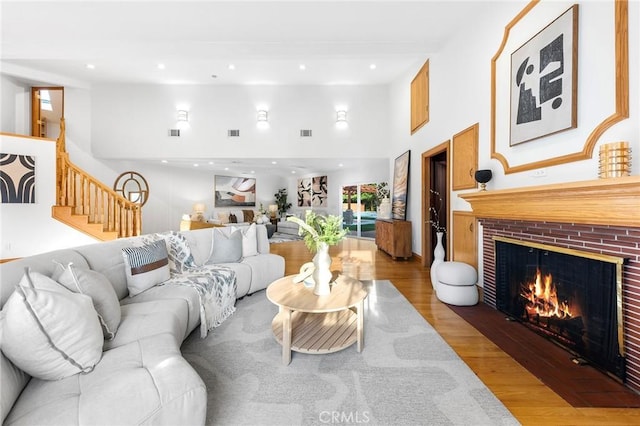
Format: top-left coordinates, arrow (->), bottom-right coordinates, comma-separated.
227,129 -> 240,137
300,129 -> 313,137
168,129 -> 180,137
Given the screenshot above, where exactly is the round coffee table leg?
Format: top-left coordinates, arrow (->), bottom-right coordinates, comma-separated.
357,299 -> 364,352
282,308 -> 292,365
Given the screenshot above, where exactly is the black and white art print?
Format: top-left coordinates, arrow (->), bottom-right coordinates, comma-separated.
510,5 -> 578,146
1,153 -> 36,203
297,176 -> 328,207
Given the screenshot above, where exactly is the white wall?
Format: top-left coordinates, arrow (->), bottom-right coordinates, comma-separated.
0,134 -> 98,258
389,0 -> 639,257
109,160 -> 288,234
90,84 -> 390,161
0,74 -> 30,135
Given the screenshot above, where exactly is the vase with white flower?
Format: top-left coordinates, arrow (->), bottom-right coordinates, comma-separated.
429,189 -> 446,292
287,211 -> 348,295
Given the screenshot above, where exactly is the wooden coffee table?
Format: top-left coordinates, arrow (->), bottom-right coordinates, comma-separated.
266,274 -> 368,365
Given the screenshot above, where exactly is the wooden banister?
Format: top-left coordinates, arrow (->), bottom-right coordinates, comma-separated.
55,119 -> 141,238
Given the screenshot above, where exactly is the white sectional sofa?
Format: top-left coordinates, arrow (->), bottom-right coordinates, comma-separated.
0,224 -> 284,425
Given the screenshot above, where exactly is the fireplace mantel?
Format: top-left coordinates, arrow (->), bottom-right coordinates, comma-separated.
459,176 -> 640,227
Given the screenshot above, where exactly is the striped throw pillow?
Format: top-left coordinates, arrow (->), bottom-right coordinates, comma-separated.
122,239 -> 170,296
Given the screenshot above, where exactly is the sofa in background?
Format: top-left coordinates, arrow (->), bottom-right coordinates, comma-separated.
208,208 -> 267,227
0,224 -> 284,425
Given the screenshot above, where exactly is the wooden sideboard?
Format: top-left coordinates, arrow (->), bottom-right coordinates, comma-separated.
375,219 -> 412,260
179,220 -> 224,231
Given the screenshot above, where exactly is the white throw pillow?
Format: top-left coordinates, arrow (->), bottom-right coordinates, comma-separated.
207,229 -> 243,264
122,239 -> 170,296
231,223 -> 258,257
217,211 -> 230,224
53,261 -> 121,340
1,269 -> 103,381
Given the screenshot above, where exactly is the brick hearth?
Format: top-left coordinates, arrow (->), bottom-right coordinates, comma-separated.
479,219 -> 640,392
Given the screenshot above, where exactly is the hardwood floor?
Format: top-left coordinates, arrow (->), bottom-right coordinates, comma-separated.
270,238 -> 640,426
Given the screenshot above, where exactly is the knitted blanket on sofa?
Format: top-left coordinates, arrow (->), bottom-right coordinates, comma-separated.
143,232 -> 237,337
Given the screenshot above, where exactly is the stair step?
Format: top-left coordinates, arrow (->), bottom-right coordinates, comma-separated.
52,206 -> 119,241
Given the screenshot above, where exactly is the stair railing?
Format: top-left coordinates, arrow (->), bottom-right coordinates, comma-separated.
56,119 -> 141,238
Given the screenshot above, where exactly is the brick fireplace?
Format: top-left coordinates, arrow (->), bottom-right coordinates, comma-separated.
460,176 -> 640,392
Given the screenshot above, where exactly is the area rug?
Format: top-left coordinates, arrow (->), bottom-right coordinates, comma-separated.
181,280 -> 519,426
269,231 -> 303,244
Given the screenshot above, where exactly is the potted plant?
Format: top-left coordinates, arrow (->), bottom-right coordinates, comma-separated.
287,211 -> 348,295
274,188 -> 292,218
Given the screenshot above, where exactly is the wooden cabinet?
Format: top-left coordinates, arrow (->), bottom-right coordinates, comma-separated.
452,211 -> 477,269
375,220 -> 412,260
410,60 -> 429,134
452,123 -> 479,190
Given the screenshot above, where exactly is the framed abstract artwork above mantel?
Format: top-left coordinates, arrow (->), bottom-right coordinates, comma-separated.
491,0 -> 629,174
509,5 -> 578,146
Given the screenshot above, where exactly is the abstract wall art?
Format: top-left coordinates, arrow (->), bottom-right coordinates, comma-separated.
214,175 -> 256,207
297,175 -> 328,207
510,5 -> 578,146
1,153 -> 36,204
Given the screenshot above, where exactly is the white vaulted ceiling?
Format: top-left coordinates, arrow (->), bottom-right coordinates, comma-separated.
1,0 -> 488,86
0,1 -> 491,177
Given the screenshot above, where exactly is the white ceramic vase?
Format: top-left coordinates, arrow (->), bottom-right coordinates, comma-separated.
430,231 -> 445,293
378,197 -> 392,219
312,242 -> 332,296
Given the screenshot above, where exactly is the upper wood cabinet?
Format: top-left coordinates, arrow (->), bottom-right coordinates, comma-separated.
452,123 -> 479,190
410,60 -> 429,134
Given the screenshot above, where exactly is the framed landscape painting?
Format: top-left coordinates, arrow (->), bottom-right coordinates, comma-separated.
392,150 -> 410,220
214,175 -> 256,207
510,5 -> 578,146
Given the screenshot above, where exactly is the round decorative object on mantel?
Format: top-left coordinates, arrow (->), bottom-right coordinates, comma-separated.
430,231 -> 445,292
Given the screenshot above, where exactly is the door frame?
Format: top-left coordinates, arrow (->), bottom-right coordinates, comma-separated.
421,141 -> 450,267
31,87 -> 64,138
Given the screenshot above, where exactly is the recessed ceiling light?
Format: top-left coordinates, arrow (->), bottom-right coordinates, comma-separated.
157,63 -> 165,70
271,161 -> 277,165
86,63 -> 95,70
193,163 -> 199,167
250,170 -> 255,174
228,64 -> 235,70
161,160 -> 168,163
369,64 -> 377,70
299,64 -> 306,71
224,167 -> 229,171
291,170 -> 296,174
338,163 -> 344,167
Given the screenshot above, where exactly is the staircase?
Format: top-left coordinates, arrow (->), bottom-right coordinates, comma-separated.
52,119 -> 141,240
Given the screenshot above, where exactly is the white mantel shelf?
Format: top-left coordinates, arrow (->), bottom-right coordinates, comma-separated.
459,176 -> 640,227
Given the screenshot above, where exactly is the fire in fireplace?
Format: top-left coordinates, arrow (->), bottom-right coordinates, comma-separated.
494,236 -> 626,381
